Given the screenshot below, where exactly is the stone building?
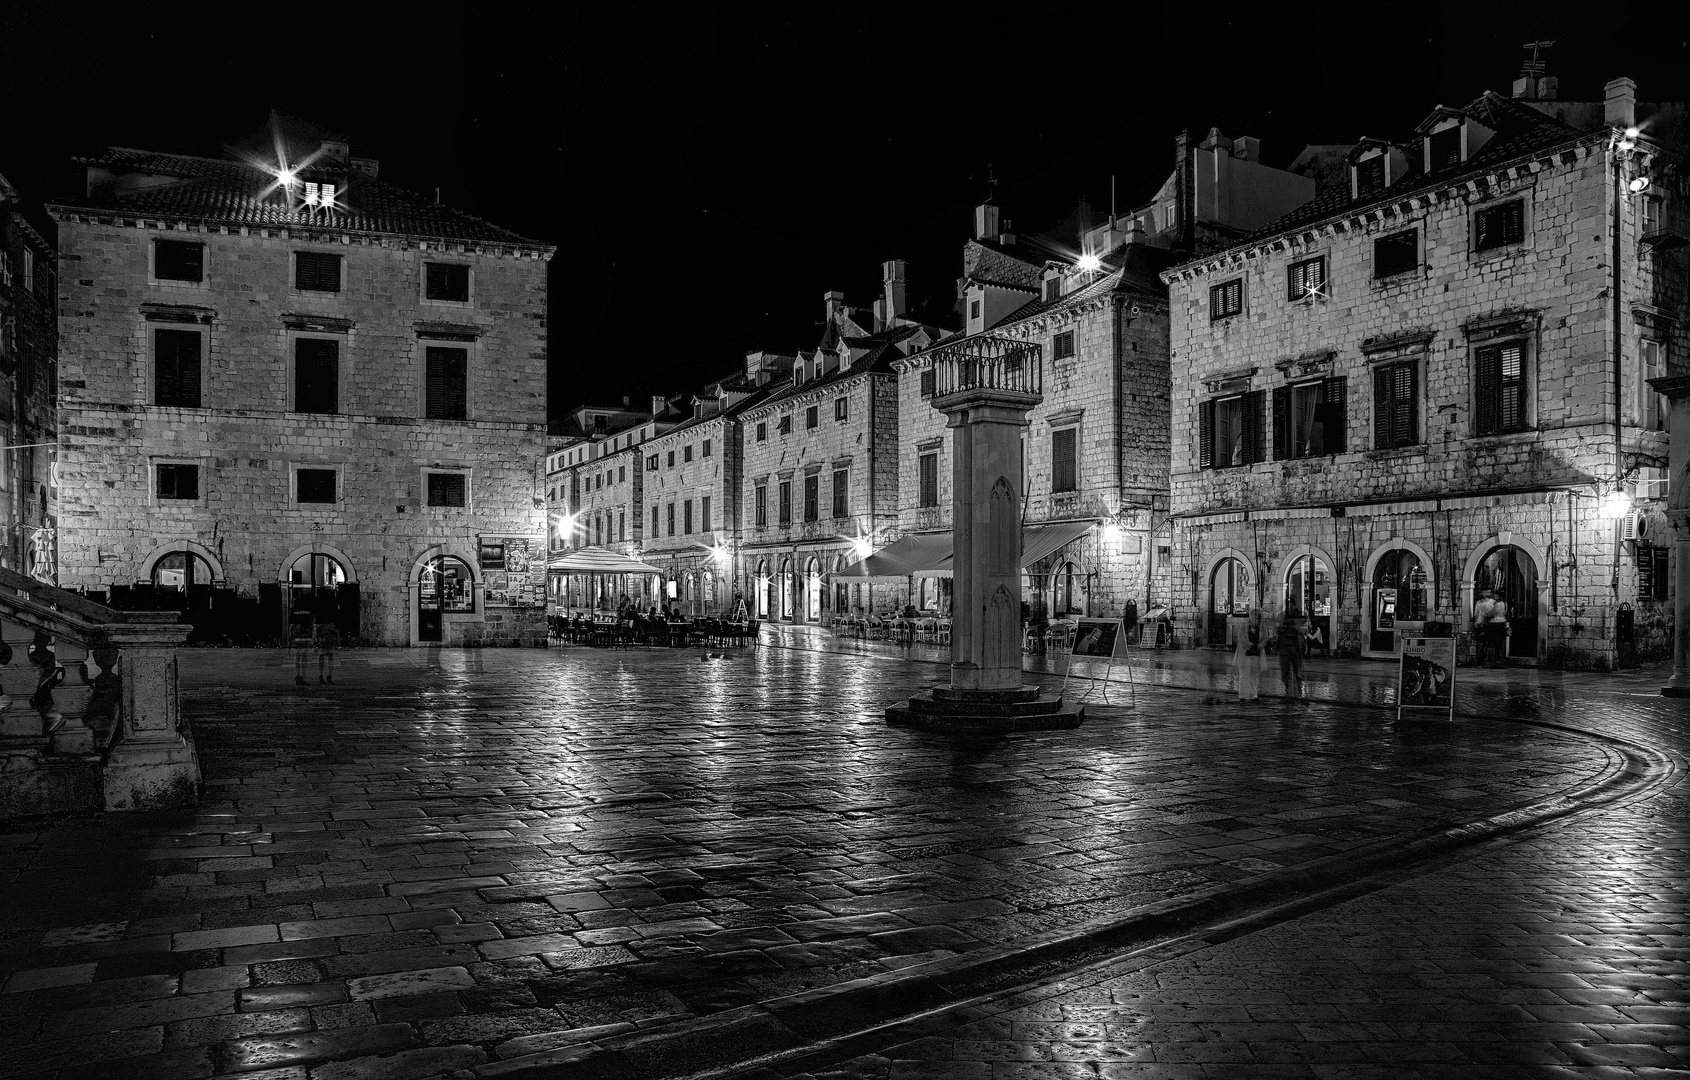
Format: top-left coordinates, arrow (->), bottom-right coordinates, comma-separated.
48,118 -> 555,646
740,271 -> 941,624
890,207 -> 1173,622
1162,79 -> 1687,668
0,173 -> 57,582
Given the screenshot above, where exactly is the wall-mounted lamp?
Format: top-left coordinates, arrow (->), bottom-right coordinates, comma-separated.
1598,488 -> 1634,520
1628,176 -> 1652,195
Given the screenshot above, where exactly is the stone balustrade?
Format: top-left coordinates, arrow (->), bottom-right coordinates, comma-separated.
0,565 -> 196,816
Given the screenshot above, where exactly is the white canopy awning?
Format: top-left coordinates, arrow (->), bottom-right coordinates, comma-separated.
546,546 -> 665,575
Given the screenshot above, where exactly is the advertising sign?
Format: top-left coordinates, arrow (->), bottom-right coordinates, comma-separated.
1072,617 -> 1124,658
1398,636 -> 1455,720
478,537 -> 544,607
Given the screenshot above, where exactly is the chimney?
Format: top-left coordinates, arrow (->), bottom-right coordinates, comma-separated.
350,156 -> 380,177
974,203 -> 1001,241
1605,77 -> 1637,130
651,394 -> 666,417
1512,76 -> 1536,100
882,259 -> 907,324
621,395 -> 630,407
320,140 -> 350,164
824,290 -> 846,323
1536,76 -> 1558,101
999,219 -> 1016,245
1232,136 -> 1260,162
872,297 -> 886,332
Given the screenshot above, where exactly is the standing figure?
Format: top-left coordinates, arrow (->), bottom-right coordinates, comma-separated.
315,618 -> 341,685
1472,589 -> 1498,666
1232,605 -> 1263,702
1277,607 -> 1306,698
293,616 -> 314,686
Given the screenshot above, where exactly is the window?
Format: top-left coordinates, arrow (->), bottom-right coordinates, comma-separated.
424,262 -> 469,301
296,468 -> 336,503
1051,428 -> 1078,492
1374,230 -> 1418,278
594,517 -> 602,545
1474,342 -> 1529,436
684,500 -> 693,534
426,471 -> 466,507
701,496 -> 711,531
806,406 -> 819,429
1274,378 -> 1348,458
778,480 -> 792,525
755,485 -> 767,526
1474,201 -> 1525,252
756,421 -> 767,442
154,329 -> 202,408
803,474 -> 819,522
1053,330 -> 1076,359
683,445 -> 693,463
832,469 -> 848,518
619,512 -> 626,542
1287,257 -> 1326,302
653,505 -> 660,534
425,346 -> 467,420
835,397 -> 848,421
1428,126 -> 1461,171
1210,279 -> 1243,320
778,414 -> 792,435
667,503 -> 675,536
702,438 -> 712,457
970,299 -> 981,320
646,454 -> 658,471
294,338 -> 339,414
1197,391 -> 1266,469
421,555 -> 474,612
920,369 -> 936,397
1355,155 -> 1386,198
295,251 -> 341,292
919,452 -> 938,507
154,240 -> 204,283
594,415 -> 606,433
618,465 -> 626,482
1642,196 -> 1662,235
156,463 -> 199,500
1642,338 -> 1666,431
667,450 -> 675,468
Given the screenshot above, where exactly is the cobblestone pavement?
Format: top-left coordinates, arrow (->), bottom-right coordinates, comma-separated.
0,641 -> 1678,1080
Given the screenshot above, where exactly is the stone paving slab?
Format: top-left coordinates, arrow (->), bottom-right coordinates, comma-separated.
0,644 -> 1674,1080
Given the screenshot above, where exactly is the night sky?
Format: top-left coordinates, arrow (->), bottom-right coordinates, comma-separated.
3,8 -> 1683,422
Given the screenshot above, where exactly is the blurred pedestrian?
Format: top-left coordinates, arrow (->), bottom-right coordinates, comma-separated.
1277,606 -> 1305,697
292,616 -> 314,685
315,618 -> 341,685
1232,605 -> 1262,702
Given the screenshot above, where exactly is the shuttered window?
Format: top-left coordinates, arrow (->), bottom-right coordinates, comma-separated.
1374,230 -> 1418,278
296,468 -> 336,503
684,500 -> 693,534
1475,201 -> 1525,252
1052,428 -> 1078,492
754,487 -> 766,526
156,463 -> 199,500
1474,343 -> 1528,435
920,370 -> 936,397
806,406 -> 819,429
1052,330 -> 1076,359
1355,155 -> 1386,198
654,505 -> 661,533
701,496 -> 711,531
667,503 -> 676,535
804,475 -> 819,521
424,262 -> 469,301
154,329 -> 202,408
1210,279 -> 1243,320
154,240 -> 204,282
1274,377 -> 1347,459
294,338 -> 339,414
1429,126 -> 1461,170
919,453 -> 938,507
425,346 -> 467,420
832,469 -> 848,518
1372,362 -> 1419,449
778,481 -> 792,524
426,472 -> 465,507
1203,392 -> 1266,468
1287,257 -> 1326,302
295,251 -> 342,292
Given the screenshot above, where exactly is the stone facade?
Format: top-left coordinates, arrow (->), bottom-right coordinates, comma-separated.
0,174 -> 57,583
1163,88 -> 1687,669
49,133 -> 553,646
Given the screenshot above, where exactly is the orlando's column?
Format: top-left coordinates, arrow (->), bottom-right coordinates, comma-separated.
888,337 -> 1083,731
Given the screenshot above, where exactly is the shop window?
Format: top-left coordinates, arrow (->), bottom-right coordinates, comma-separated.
1274,377 -> 1347,458
425,346 -> 467,420
421,555 -> 474,612
153,550 -> 212,589
154,328 -> 202,408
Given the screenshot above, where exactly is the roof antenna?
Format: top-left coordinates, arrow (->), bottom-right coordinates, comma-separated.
1518,39 -> 1554,99
1110,174 -> 1116,222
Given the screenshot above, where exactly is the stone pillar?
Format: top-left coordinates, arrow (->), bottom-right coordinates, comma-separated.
97,621 -> 199,810
1649,374 -> 1690,696
887,356 -> 1083,732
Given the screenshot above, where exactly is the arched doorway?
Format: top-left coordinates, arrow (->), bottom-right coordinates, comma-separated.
778,558 -> 794,620
755,559 -> 771,618
805,558 -> 821,621
414,552 -> 476,644
1283,551 -> 1332,646
1367,544 -> 1431,654
153,550 -> 214,591
1473,544 -> 1540,661
1208,555 -> 1252,645
1049,560 -> 1081,619
282,549 -> 358,642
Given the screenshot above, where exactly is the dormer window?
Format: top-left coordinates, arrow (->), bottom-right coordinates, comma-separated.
1428,125 -> 1461,171
1355,155 -> 1386,199
303,181 -> 337,208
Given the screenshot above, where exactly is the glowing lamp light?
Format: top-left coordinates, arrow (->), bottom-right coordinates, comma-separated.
1101,521 -> 1123,546
851,534 -> 874,561
276,167 -> 298,187
710,544 -> 731,566
1626,126 -> 1642,140
1076,253 -> 1102,272
1628,176 -> 1652,195
1598,490 -> 1633,520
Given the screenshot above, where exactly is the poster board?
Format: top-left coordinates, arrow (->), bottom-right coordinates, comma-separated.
1397,636 -> 1455,720
1061,618 -> 1134,704
478,537 -> 545,607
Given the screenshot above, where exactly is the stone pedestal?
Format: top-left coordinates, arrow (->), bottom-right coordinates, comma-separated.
888,375 -> 1082,732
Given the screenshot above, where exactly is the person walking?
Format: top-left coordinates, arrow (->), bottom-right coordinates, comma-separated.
314,617 -> 341,685
1232,605 -> 1263,702
292,615 -> 314,686
1277,606 -> 1306,698
1122,598 -> 1139,646
1473,589 -> 1504,666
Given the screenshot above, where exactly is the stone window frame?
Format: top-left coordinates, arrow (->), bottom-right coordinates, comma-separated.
754,484 -> 767,527
1047,410 -> 1083,494
293,248 -> 344,294
150,236 -> 208,289
420,259 -> 474,307
918,450 -> 939,508
151,455 -> 207,507
835,396 -> 848,422
149,322 -> 207,410
1471,196 -> 1528,257
1373,227 -> 1421,281
285,329 -> 349,415
419,338 -> 477,423
1639,335 -> 1668,431
1052,329 -> 1077,360
1209,278 -> 1244,321
1465,314 -> 1539,438
290,463 -> 343,506
666,501 -> 677,536
420,466 -> 472,511
831,466 -> 849,519
1286,255 -> 1327,303
1370,358 -> 1422,450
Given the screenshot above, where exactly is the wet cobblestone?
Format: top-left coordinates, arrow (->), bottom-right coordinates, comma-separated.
0,642 -> 1676,1079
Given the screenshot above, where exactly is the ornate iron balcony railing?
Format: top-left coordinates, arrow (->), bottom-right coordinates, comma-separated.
928,335 -> 1042,399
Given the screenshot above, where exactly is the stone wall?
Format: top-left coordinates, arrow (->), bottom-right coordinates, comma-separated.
54,219 -> 550,645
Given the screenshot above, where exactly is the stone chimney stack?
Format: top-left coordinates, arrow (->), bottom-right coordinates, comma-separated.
1606,77 -> 1638,130
650,394 -> 666,417
974,203 -> 1001,241
824,290 -> 846,323
882,260 -> 907,325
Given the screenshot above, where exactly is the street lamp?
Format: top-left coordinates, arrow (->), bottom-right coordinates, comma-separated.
1598,488 -> 1633,520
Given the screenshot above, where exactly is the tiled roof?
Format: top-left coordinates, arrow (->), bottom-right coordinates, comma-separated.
1243,91 -> 1585,243
53,146 -> 549,249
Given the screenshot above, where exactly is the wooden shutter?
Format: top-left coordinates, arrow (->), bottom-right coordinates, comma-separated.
1052,428 -> 1077,491
1198,399 -> 1214,469
1394,363 -> 1417,446
1246,390 -> 1266,464
1321,377 -> 1347,453
426,347 -> 467,420
1272,386 -> 1290,460
1499,343 -> 1525,431
156,329 -> 200,407
1474,346 -> 1499,435
1374,366 -> 1393,448
296,339 -> 339,414
1503,201 -> 1524,245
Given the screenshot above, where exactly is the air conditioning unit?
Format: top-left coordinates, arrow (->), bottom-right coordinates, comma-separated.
1621,511 -> 1643,542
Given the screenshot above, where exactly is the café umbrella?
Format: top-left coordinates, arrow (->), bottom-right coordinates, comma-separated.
547,546 -> 666,609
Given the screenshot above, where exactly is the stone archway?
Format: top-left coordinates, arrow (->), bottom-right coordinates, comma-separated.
1200,546 -> 1254,646
407,544 -> 483,647
1362,538 -> 1435,656
1462,533 -> 1548,664
139,540 -> 225,584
